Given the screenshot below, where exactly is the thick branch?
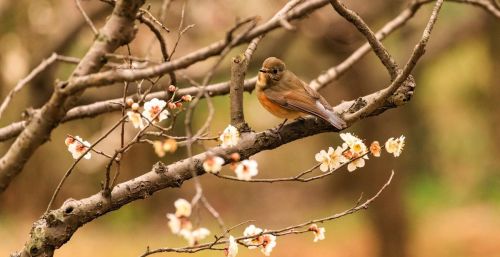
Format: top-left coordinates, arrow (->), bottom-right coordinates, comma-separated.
0,78 -> 257,142
61,0 -> 332,94
229,55 -> 250,131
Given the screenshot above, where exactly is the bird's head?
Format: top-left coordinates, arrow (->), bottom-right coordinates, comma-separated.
258,57 -> 286,87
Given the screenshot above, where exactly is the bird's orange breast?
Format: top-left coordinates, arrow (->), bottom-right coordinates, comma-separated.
256,89 -> 302,119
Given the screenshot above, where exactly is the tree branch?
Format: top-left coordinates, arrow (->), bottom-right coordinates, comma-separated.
229,54 -> 250,131
344,0 -> 444,122
14,71 -> 412,256
329,0 -> 399,79
0,78 -> 257,142
61,0 -> 332,94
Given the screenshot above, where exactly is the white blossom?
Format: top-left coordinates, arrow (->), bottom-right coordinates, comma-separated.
225,235 -> 238,257
142,98 -> 169,123
174,198 -> 192,217
234,160 -> 258,181
220,125 -> 240,147
66,136 -> 91,160
309,224 -> 325,242
181,227 -> 210,246
203,156 -> 225,174
385,136 -> 405,157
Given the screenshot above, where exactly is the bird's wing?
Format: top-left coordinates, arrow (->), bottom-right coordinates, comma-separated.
264,74 -> 345,129
264,86 -> 337,121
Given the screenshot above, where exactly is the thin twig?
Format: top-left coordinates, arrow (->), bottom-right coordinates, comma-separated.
329,0 -> 399,79
141,171 -> 395,256
159,0 -> 174,23
67,135 -> 113,159
169,1 -> 190,61
46,115 -> 126,212
344,0 -> 444,122
201,196 -> 225,231
75,0 -> 98,35
139,8 -> 171,33
214,148 -> 373,183
0,53 -> 58,120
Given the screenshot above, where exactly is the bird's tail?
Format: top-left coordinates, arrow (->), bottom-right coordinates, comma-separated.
313,100 -> 346,130
325,111 -> 346,130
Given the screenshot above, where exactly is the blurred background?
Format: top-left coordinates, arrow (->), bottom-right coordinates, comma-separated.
1,0 -> 499,256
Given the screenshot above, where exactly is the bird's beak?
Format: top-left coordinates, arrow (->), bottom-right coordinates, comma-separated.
259,68 -> 268,73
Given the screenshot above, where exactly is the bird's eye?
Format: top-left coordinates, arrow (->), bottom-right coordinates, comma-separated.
272,69 -> 278,74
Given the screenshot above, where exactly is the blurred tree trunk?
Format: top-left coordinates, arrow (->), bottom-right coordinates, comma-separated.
319,6 -> 409,255
28,4 -> 111,107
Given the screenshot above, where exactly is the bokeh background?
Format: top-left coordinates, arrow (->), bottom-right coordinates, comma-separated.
1,0 -> 499,256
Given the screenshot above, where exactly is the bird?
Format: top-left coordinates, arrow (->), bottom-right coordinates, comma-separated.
256,57 -> 346,130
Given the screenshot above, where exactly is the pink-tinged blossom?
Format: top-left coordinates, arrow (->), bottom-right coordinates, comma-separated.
234,160 -> 258,181
370,141 -> 381,157
142,98 -> 169,123
203,156 -> 225,174
309,224 -> 326,242
66,136 -> 91,160
243,225 -> 263,249
260,234 -> 277,256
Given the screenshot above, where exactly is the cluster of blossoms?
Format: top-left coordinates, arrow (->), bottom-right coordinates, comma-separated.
315,133 -> 405,172
124,88 -> 193,157
203,153 -> 259,181
125,87 -> 193,130
166,199 -> 210,246
242,225 -> 277,256
202,125 -> 259,180
223,223 -> 325,257
126,98 -> 170,129
64,135 -> 91,160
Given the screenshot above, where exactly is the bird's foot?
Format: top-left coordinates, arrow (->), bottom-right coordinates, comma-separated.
275,119 -> 288,132
272,119 -> 288,141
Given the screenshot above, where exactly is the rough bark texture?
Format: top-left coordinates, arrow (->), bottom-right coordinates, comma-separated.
229,54 -> 251,131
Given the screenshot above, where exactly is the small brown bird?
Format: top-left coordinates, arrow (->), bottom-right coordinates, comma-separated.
256,57 -> 346,129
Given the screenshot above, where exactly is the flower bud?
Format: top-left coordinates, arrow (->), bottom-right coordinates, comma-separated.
181,95 -> 193,102
131,103 -> 140,111
125,98 -> 134,106
230,152 -> 240,162
167,102 -> 177,109
168,85 -> 177,92
65,136 -> 75,146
